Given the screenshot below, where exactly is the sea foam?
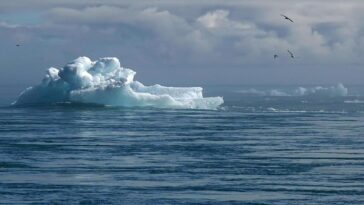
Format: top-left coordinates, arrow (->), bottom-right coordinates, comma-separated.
13,57 -> 223,109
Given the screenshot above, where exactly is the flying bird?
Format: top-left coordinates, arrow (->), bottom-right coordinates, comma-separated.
287,50 -> 295,58
274,54 -> 279,59
281,14 -> 294,23
16,44 -> 20,47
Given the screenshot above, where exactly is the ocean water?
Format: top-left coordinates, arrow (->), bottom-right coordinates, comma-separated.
1,85 -> 364,204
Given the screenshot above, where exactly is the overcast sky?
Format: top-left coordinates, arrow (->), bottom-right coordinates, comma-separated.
1,0 -> 364,86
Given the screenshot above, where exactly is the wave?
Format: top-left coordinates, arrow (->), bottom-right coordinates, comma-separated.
13,57 -> 223,109
238,84 -> 348,97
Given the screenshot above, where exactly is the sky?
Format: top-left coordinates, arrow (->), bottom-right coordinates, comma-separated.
1,0 -> 364,86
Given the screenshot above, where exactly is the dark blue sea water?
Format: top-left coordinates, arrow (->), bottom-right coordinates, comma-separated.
1,85 -> 364,204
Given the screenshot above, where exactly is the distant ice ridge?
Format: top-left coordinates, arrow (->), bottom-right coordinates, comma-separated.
13,57 -> 224,109
238,84 -> 348,97
294,84 -> 348,97
238,88 -> 290,97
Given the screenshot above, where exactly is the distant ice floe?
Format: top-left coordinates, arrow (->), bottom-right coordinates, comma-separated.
13,57 -> 223,109
238,84 -> 348,97
239,88 -> 290,97
344,100 -> 364,104
294,84 -> 348,97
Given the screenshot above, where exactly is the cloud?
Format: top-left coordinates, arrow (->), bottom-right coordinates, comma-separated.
197,10 -> 254,36
12,3 -> 364,64
1,1 -> 364,85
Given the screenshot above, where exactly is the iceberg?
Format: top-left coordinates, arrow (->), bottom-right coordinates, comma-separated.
294,84 -> 348,97
238,84 -> 348,97
13,57 -> 223,109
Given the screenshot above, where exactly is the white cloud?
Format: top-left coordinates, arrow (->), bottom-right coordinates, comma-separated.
38,3 -> 364,64
1,1 -> 364,85
197,10 -> 253,36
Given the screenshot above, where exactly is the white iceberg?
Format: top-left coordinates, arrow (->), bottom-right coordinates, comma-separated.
238,84 -> 348,97
13,57 -> 223,109
294,84 -> 348,97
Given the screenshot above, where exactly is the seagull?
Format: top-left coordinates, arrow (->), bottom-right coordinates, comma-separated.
274,54 -> 279,59
287,50 -> 295,58
281,14 -> 294,23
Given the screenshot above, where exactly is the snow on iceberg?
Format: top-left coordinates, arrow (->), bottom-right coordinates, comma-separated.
13,57 -> 224,109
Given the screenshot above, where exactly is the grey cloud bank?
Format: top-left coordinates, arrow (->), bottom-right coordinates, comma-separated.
1,0 -> 364,85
